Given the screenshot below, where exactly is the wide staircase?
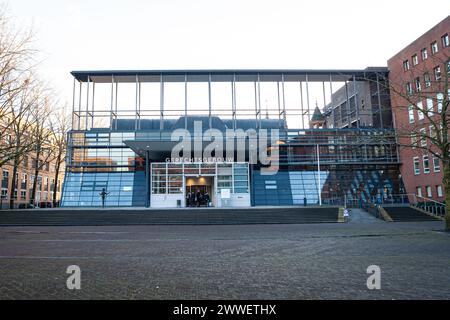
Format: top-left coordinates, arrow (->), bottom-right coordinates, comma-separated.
383,206 -> 442,222
0,207 -> 340,226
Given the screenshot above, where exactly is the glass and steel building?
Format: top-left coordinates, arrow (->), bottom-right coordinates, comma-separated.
61,69 -> 403,208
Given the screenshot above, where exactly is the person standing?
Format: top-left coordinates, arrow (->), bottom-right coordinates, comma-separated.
343,208 -> 350,222
190,192 -> 195,207
99,188 -> 109,208
204,191 -> 211,207
186,192 -> 191,207
196,190 -> 201,207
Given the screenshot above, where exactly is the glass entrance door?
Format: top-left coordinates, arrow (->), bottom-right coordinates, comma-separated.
185,176 -> 214,207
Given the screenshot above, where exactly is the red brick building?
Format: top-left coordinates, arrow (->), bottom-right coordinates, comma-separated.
388,16 -> 449,202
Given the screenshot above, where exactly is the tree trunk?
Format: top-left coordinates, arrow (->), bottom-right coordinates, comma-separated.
30,149 -> 40,207
9,157 -> 19,209
443,162 -> 450,231
52,155 -> 61,207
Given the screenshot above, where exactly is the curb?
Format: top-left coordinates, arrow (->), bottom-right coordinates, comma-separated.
379,206 -> 394,222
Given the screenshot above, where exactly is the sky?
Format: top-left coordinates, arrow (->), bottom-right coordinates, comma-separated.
6,0 -> 450,109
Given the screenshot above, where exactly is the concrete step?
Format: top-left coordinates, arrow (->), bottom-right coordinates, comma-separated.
0,207 -> 339,226
383,206 -> 441,222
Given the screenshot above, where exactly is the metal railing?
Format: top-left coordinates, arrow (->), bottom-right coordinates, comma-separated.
413,195 -> 446,218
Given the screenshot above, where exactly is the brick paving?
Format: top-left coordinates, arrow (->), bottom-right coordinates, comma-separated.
0,215 -> 449,299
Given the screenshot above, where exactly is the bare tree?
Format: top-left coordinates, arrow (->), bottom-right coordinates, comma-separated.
7,78 -> 41,208
380,53 -> 450,230
29,95 -> 54,207
0,3 -> 37,167
49,106 -> 69,207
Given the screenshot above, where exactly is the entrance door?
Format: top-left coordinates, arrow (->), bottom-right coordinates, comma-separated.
185,176 -> 214,207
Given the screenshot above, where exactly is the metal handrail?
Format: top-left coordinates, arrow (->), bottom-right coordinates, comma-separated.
413,195 -> 446,217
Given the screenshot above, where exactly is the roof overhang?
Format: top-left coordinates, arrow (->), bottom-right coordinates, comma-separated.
71,68 -> 389,83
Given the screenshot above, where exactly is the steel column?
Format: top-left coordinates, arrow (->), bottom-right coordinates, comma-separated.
145,150 -> 150,208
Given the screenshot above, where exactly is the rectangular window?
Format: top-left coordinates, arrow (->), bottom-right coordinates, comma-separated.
433,156 -> 440,172
415,77 -> 421,92
420,128 -> 426,146
424,73 -> 431,87
437,185 -> 443,197
426,98 -> 434,115
406,82 -> 413,95
429,125 -> 436,139
423,155 -> 430,174
426,186 -> 432,198
442,34 -> 449,48
431,41 -> 438,54
413,157 -> 420,175
408,105 -> 415,123
2,170 -> 8,180
22,156 -> 28,168
437,92 -> 444,113
417,101 -> 424,120
411,133 -> 418,148
416,186 -> 422,198
20,190 -> 26,200
421,48 -> 428,61
412,54 -> 418,66
434,66 -> 441,80
403,60 -> 410,71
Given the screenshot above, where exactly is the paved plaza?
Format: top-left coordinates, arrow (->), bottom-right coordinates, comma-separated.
0,210 -> 449,299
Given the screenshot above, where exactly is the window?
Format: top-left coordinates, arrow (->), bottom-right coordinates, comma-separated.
431,41 -> 438,54
403,60 -> 410,71
233,163 -> 249,193
424,73 -> 431,87
417,101 -> 424,120
442,34 -> 449,48
421,48 -> 428,61
423,155 -> 430,173
406,82 -> 413,95
420,128 -> 427,146
426,98 -> 434,115
434,66 -> 441,80
437,185 -> 443,197
426,186 -> 432,198
416,186 -> 422,198
415,77 -> 421,92
408,105 -> 415,123
412,54 -> 419,65
20,190 -> 26,200
411,133 -> 418,148
2,170 -> 8,180
413,157 -> 420,175
433,156 -> 440,172
437,92 -> 444,113
429,125 -> 436,139
22,156 -> 28,168
1,188 -> 7,199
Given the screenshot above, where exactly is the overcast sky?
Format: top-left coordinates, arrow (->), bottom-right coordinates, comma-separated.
7,0 -> 450,107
